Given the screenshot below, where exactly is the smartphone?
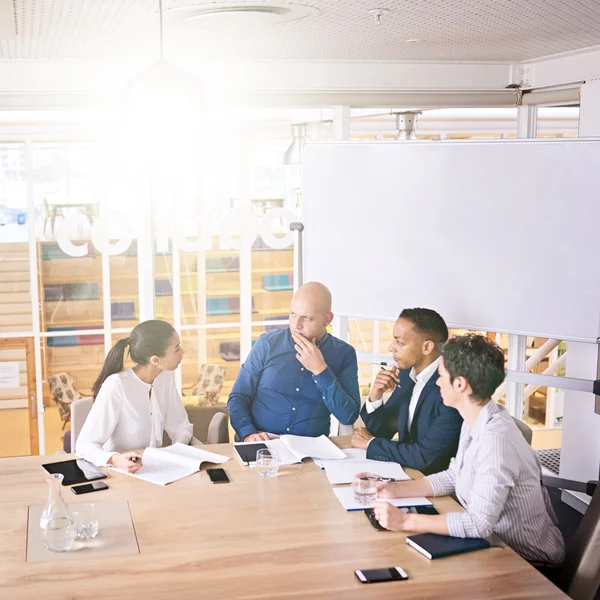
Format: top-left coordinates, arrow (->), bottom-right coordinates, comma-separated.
71,481 -> 109,495
355,567 -> 408,584
364,506 -> 439,531
206,468 -> 230,484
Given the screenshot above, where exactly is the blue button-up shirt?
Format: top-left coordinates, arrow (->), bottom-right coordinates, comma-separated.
227,328 -> 360,440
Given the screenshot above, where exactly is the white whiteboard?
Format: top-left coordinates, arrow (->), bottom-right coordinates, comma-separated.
303,139 -> 600,343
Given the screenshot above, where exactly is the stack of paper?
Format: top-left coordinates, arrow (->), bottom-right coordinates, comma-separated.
111,443 -> 229,486
332,487 -> 432,511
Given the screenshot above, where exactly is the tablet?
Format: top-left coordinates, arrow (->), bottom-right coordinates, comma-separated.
42,459 -> 107,486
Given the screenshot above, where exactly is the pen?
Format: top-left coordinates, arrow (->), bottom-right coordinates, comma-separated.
129,456 -> 140,463
380,361 -> 399,388
359,476 -> 398,482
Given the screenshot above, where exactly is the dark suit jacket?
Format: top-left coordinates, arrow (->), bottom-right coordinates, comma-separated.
361,368 -> 462,475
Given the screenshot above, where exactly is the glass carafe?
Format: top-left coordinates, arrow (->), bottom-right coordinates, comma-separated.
40,473 -> 76,552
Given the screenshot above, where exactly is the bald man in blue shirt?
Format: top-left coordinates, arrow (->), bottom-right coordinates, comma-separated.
228,282 -> 360,442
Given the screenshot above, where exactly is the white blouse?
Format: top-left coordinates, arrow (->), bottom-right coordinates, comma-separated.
76,368 -> 193,466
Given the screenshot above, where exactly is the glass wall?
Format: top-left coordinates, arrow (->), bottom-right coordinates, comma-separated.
0,105 -> 583,457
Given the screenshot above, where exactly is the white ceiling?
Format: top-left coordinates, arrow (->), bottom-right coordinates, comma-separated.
1,0 -> 600,62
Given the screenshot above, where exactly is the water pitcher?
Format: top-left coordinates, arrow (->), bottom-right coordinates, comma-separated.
39,473 -> 76,552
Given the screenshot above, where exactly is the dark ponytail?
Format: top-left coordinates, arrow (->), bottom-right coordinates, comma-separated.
92,320 -> 176,399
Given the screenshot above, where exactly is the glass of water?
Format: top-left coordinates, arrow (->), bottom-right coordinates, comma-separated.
353,476 -> 378,506
256,449 -> 279,478
71,503 -> 99,540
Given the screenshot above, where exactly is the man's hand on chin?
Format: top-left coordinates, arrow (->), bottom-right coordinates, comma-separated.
292,332 -> 328,375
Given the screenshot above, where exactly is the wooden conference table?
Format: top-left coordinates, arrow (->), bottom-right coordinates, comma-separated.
0,438 -> 566,599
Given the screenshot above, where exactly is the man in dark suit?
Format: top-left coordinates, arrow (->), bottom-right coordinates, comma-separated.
351,308 -> 462,475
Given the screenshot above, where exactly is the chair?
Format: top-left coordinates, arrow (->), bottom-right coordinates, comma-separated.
163,405 -> 230,445
183,364 -> 227,406
42,198 -> 63,234
538,478 -> 600,600
69,396 -> 94,453
206,411 -> 229,445
47,372 -> 81,430
329,414 -> 354,437
559,483 -> 600,600
512,416 -> 533,445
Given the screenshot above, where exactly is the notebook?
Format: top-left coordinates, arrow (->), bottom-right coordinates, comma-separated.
234,434 -> 346,466
332,487 -> 432,511
406,533 -> 491,559
110,443 -> 229,486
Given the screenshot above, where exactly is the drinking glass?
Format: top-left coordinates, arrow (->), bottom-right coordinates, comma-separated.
71,503 -> 99,540
256,448 -> 279,478
353,476 -> 378,506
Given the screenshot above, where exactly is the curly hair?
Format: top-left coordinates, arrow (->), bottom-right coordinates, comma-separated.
442,334 -> 505,401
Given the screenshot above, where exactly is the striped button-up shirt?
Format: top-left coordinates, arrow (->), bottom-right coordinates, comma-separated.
426,400 -> 565,563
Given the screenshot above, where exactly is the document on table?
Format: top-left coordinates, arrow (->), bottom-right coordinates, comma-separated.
332,487 -> 432,512
110,443 -> 229,486
237,434 -> 347,466
323,460 -> 410,485
313,448 -> 367,468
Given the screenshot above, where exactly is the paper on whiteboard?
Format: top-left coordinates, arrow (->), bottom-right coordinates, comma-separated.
0,362 -> 20,388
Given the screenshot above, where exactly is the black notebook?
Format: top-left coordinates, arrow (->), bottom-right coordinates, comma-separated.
233,443 -> 268,466
42,459 -> 107,486
406,533 -> 490,559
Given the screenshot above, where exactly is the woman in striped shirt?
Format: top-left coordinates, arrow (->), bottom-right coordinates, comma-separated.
366,334 -> 565,564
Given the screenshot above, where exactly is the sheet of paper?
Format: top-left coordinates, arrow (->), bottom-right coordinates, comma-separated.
110,444 -> 229,485
264,439 -> 300,465
332,486 -> 432,511
111,457 -> 197,486
313,448 -> 366,469
281,434 -> 347,461
161,442 -> 230,466
323,460 -> 410,485
0,361 -> 20,388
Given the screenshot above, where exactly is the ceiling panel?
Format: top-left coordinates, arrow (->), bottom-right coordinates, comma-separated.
0,0 -> 598,62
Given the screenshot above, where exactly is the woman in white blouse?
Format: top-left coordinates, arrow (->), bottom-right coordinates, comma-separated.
76,320 -> 193,472
360,335 -> 565,564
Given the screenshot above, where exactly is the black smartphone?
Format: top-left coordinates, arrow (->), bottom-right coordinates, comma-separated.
206,468 -> 230,484
365,506 -> 439,531
71,481 -> 109,495
364,508 -> 387,531
355,567 -> 408,584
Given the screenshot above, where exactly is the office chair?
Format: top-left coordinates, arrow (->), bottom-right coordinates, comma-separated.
48,372 -> 81,430
69,396 -> 94,453
541,476 -> 600,600
512,416 -> 533,445
162,405 -> 230,446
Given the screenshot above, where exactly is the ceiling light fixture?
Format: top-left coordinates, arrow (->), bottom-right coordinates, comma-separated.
187,7 -> 282,27
124,0 -> 203,116
166,3 -> 319,29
